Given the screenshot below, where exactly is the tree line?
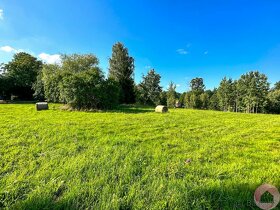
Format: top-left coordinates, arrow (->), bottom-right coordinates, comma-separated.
0,42 -> 280,113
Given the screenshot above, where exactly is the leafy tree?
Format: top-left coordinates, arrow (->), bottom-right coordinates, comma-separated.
185,77 -> 206,109
3,52 -> 42,100
167,82 -> 176,108
59,68 -> 104,109
42,54 -> 120,110
266,89 -> 280,114
190,77 -> 205,94
209,90 -> 219,110
32,71 -> 45,101
217,77 -> 235,111
109,42 -> 135,104
159,91 -> 167,105
237,71 -> 269,113
57,54 -> 104,109
0,74 -> 11,99
137,69 -> 162,105
178,92 -> 186,106
190,93 -> 201,108
100,78 -> 120,109
42,64 -> 62,102
272,81 -> 280,91
200,92 -> 210,109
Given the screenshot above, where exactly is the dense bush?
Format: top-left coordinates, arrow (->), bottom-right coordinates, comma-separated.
41,54 -> 120,110
42,64 -> 62,103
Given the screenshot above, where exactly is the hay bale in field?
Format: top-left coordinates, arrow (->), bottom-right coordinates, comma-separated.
155,105 -> 168,113
36,102 -> 49,111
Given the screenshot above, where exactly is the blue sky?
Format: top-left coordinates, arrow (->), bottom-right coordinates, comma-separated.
1,0 -> 280,92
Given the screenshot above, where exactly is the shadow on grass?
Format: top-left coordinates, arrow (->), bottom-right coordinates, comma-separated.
101,104 -> 155,114
0,100 -> 36,104
0,101 -> 155,114
6,183 -> 264,210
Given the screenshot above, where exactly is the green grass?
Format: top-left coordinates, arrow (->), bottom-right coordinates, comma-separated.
0,104 -> 280,209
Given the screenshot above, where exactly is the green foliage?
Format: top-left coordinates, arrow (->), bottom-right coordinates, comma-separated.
266,89 -> 280,114
42,54 -> 120,110
209,90 -> 219,110
200,92 -> 209,109
273,81 -> 280,91
0,104 -> 280,209
184,72 -> 273,113
184,78 -> 206,109
137,69 -> 162,105
159,91 -> 167,105
109,42 -> 135,104
42,64 -> 62,103
190,77 -> 205,94
217,77 -> 235,111
178,92 -> 186,106
59,68 -> 104,109
237,71 -> 269,113
166,82 -> 176,107
3,52 -> 42,100
32,71 -> 45,101
0,74 -> 11,99
99,78 -> 120,109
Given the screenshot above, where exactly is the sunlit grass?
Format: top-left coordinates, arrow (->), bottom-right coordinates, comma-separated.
0,104 -> 279,209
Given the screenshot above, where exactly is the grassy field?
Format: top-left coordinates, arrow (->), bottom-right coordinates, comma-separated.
0,104 -> 280,209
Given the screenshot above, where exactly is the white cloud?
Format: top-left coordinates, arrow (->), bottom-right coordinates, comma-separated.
0,46 -> 29,54
0,45 -> 16,53
204,51 -> 208,55
0,9 -> 3,20
38,53 -> 61,64
176,49 -> 188,55
176,84 -> 181,87
145,65 -> 152,69
0,46 -> 61,64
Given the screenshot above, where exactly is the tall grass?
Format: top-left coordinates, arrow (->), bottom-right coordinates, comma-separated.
0,104 -> 279,209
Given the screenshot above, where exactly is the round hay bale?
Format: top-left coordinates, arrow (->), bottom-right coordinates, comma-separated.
36,102 -> 49,111
155,105 -> 168,113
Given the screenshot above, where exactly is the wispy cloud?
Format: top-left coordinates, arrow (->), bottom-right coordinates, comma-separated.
176,49 -> 188,55
204,50 -> 208,55
0,46 -> 18,53
38,53 -> 61,64
145,65 -> 152,69
176,84 -> 181,87
0,9 -> 3,20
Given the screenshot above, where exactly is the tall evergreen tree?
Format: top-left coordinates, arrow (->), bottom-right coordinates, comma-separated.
167,82 -> 176,108
137,69 -> 162,105
109,42 -> 135,104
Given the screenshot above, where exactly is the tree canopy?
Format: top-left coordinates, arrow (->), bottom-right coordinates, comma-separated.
3,52 -> 42,100
137,69 -> 162,105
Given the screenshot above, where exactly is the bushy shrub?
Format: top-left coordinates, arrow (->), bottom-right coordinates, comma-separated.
42,54 -> 120,110
59,68 -> 104,109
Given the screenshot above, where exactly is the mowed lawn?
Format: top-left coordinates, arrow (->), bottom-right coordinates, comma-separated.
0,104 -> 280,210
